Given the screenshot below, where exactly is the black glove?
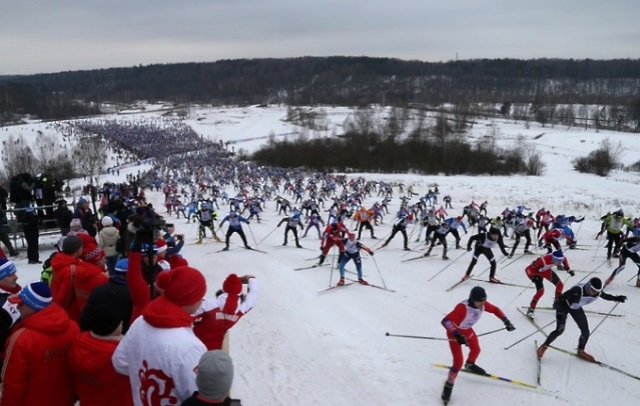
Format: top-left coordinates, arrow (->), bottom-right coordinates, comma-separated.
504,319 -> 516,332
616,295 -> 627,303
567,269 -> 575,277
453,332 -> 467,346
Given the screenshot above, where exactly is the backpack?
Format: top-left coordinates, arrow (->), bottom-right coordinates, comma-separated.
41,251 -> 58,285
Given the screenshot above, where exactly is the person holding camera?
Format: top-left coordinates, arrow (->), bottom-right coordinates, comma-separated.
193,273 -> 258,351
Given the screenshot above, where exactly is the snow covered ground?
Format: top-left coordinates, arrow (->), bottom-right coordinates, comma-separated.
4,105 -> 640,405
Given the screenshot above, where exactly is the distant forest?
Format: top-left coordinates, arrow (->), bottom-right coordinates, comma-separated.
1,57 -> 640,124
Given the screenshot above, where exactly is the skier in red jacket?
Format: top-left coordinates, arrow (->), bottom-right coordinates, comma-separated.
440,286 -> 515,403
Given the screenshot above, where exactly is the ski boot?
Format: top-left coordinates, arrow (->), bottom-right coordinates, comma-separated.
337,277 -> 345,286
358,278 -> 369,285
442,254 -> 449,260
461,274 -> 471,282
222,246 -> 229,251
537,344 -> 548,358
526,308 -> 535,319
195,239 -> 203,245
577,349 -> 595,362
464,362 -> 486,375
441,382 -> 453,403
489,277 -> 502,284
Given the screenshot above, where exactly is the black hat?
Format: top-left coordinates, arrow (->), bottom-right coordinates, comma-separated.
587,277 -> 603,293
86,304 -> 123,336
61,235 -> 83,254
469,286 -> 487,302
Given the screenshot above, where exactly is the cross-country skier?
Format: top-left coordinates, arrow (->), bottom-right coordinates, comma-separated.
318,220 -> 348,265
219,211 -> 251,251
440,286 -> 515,403
336,232 -> 373,286
536,277 -> 626,361
461,229 -> 509,283
380,208 -> 413,250
277,209 -> 305,248
524,250 -> 574,318
605,235 -> 640,287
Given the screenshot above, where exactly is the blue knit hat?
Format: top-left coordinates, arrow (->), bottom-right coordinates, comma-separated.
552,250 -> 564,263
113,258 -> 129,274
18,282 -> 52,311
0,259 -> 17,280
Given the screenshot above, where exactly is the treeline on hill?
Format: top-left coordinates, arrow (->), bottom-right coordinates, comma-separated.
1,57 -> 640,123
249,130 -> 543,177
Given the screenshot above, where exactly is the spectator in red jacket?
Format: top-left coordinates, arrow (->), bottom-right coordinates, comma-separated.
0,282 -> 80,406
193,274 -> 258,350
69,303 -> 133,405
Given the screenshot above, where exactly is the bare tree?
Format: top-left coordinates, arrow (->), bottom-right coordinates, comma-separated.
73,136 -> 108,185
1,135 -> 38,176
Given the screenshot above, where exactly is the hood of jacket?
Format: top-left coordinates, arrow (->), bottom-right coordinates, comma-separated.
69,331 -> 119,373
51,251 -> 80,271
142,295 -> 195,328
16,303 -> 73,336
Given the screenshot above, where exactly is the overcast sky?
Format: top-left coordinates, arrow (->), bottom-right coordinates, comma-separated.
2,0 -> 638,75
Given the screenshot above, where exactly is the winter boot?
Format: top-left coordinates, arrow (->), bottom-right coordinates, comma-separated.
537,344 -> 548,359
358,278 -> 369,285
441,382 -> 453,403
337,277 -> 345,286
464,362 -> 486,375
577,349 -> 595,362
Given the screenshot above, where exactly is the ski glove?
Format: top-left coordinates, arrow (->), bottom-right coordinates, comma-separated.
616,295 -> 627,303
453,331 -> 467,346
567,269 -> 575,277
504,319 -> 516,332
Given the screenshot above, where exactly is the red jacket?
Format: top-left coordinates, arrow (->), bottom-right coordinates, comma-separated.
1,304 -> 80,406
51,252 -> 82,321
68,332 -> 133,406
51,253 -> 108,323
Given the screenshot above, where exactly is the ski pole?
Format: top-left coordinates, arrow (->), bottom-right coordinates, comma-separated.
386,328 -> 506,341
370,255 -> 388,290
246,223 -> 258,247
590,302 -> 620,336
370,229 -> 393,250
328,247 -> 337,287
257,224 -> 279,245
504,319 -> 555,350
428,250 -> 468,281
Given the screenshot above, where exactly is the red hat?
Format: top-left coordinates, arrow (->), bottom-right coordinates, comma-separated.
222,273 -> 243,314
223,274 -> 243,295
155,238 -> 167,254
78,233 -> 105,264
156,266 -> 207,306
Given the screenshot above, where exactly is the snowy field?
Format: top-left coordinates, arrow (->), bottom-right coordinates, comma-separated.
3,105 -> 640,405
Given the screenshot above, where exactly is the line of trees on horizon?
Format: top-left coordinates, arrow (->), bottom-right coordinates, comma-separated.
1,57 -> 639,126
